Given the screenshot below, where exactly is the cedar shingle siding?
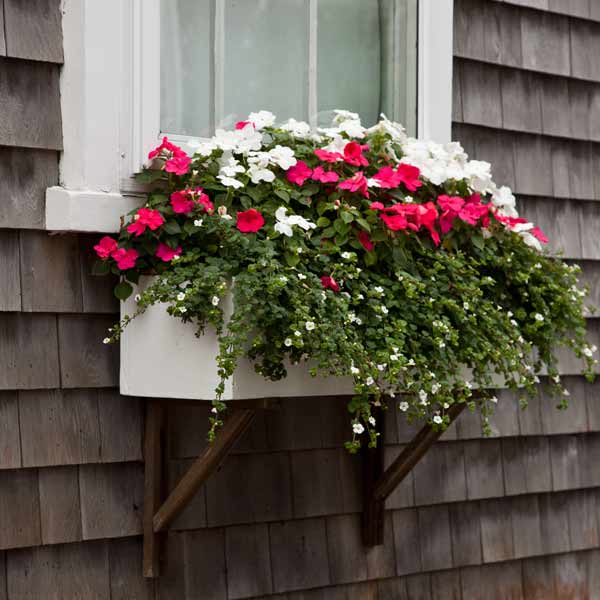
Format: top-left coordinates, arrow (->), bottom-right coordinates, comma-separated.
2,0 -> 600,597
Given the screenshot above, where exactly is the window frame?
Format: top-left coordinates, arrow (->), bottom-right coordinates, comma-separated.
45,0 -> 453,232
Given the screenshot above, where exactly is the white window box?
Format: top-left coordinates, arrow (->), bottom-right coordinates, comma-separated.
120,278 -> 355,400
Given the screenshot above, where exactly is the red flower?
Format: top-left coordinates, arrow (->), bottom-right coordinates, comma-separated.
357,230 -> 374,252
148,137 -> 182,160
338,172 -> 369,198
197,191 -> 214,213
127,208 -> 165,237
321,275 -> 340,293
156,243 -> 182,262
380,213 -> 409,231
286,161 -> 313,185
112,248 -> 139,270
94,236 -> 118,259
531,226 -> 549,244
315,148 -> 342,163
236,208 -> 264,233
311,166 -> 339,183
396,163 -> 422,192
370,201 -> 385,211
235,120 -> 253,130
170,190 -> 195,214
342,142 -> 369,167
165,154 -> 191,175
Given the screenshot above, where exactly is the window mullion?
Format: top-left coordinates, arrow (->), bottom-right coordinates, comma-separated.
308,0 -> 318,126
213,0 -> 225,131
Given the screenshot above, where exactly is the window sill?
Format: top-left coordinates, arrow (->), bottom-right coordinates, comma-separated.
45,186 -> 142,233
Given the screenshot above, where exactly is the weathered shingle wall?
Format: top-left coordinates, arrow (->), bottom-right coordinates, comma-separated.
2,0 -> 600,598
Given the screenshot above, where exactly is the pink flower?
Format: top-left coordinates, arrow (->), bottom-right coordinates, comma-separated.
236,208 -> 264,233
370,201 -> 385,211
342,142 -> 369,167
165,154 -> 191,175
197,191 -> 214,213
148,137 -> 183,160
171,190 -> 195,214
372,166 -> 401,189
338,172 -> 369,198
357,230 -> 374,252
437,195 -> 465,234
235,120 -> 253,130
156,243 -> 182,262
414,202 -> 440,245
112,248 -> 139,270
381,213 -> 409,231
94,236 -> 118,259
315,148 -> 343,163
321,275 -> 340,293
494,214 -> 529,228
311,166 -> 339,183
396,163 -> 422,192
127,208 -> 165,237
286,161 -> 313,185
531,226 -> 549,244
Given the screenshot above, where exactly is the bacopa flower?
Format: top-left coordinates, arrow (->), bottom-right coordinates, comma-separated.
156,243 -> 182,262
286,161 -> 312,185
112,248 -> 139,270
353,423 -> 365,435
236,208 -> 265,233
321,275 -> 340,293
127,208 -> 165,237
94,236 -> 118,259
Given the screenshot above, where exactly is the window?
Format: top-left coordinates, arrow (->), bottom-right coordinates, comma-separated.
46,0 -> 453,232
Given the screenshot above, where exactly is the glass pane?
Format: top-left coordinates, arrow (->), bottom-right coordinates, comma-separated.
223,0 -> 309,128
317,0 -> 418,133
160,0 -> 213,137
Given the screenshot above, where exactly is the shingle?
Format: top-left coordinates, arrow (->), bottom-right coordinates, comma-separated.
206,451 -> 292,526
418,505 -> 453,571
366,512 -> 396,580
78,234 -> 119,314
0,147 -> 57,229
540,376 -> 588,435
452,60 -> 463,123
550,435 -> 583,491
157,533 -> 186,600
568,79 -> 592,140
0,57 -> 62,149
269,518 -> 330,593
570,19 -> 600,82
183,530 -> 228,599
535,199 -> 582,258
488,389 -> 520,437
569,142 -> 595,200
0,1 -> 5,56
265,396 -> 324,450
501,68 -> 542,133
480,498 -> 515,562
38,466 -> 82,545
18,389 -> 101,467
453,0 -> 485,59
0,391 -> 20,469
496,3 -> 524,68
392,509 -> 422,576
461,562 -> 524,599
520,10 -> 570,76
522,555 -> 556,600
464,439 -> 505,500
514,135 -> 553,196
79,462 -> 143,540
0,468 -> 41,550
326,514 -> 368,585
4,0 -> 63,63
167,403 -> 211,459
585,379 -> 600,431
404,574 -> 432,600
449,501 -> 482,567
430,570 -> 462,600
580,202 -> 600,259
108,538 -> 155,600
461,61 -> 503,128
568,488 -> 599,551
0,231 -> 20,311
538,491 -> 572,554
225,523 -> 272,599
550,140 -> 572,198
471,127 -> 517,190
553,552 -> 588,598
58,315 -> 118,388
574,261 -> 600,316
413,443 -> 466,505
503,437 -> 552,495
549,0 -> 590,18
0,313 -> 59,389
540,76 -> 571,138
378,577 -> 408,600
511,494 -> 543,559
517,389 -> 544,436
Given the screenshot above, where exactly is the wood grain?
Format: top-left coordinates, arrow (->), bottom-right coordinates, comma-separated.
0,231 -> 20,311
0,391 -> 21,469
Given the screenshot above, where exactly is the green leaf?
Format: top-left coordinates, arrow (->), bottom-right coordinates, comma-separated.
114,281 -> 133,301
301,184 -> 320,196
274,189 -> 290,203
334,219 -> 350,235
163,221 -> 182,235
316,217 -> 331,228
355,217 -> 371,232
340,211 -> 354,224
364,251 -> 378,266
285,252 -> 300,267
471,234 -> 485,250
92,260 -> 111,276
135,169 -> 165,184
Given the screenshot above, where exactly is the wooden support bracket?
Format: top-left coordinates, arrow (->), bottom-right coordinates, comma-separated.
143,403 -> 256,578
362,401 -> 467,547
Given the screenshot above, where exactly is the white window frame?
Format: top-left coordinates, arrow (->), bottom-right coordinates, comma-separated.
45,0 -> 453,232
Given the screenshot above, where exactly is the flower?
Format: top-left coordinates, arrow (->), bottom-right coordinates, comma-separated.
94,236 -> 118,259
305,321 -> 315,331
419,390 -> 428,405
103,338 -> 110,344
274,207 -> 316,237
194,219 -> 203,227
248,110 -> 276,129
311,166 -> 339,183
534,313 -> 544,322
433,415 -> 443,425
357,230 -> 374,252
156,243 -> 182,262
342,142 -> 369,167
218,175 -> 244,189
373,163 -> 422,191
235,120 -> 252,130
236,209 -> 265,233
127,208 -> 165,237
321,275 -> 340,293
315,148 -> 342,163
280,118 -> 311,138
351,366 -> 360,375
112,248 -> 139,270
353,423 -> 365,435
399,401 -> 409,412
268,145 -> 297,170
165,154 -> 191,175
284,338 -> 293,347
338,171 -> 369,198
366,376 -> 375,386
148,137 -> 182,160
212,296 -> 220,306
368,416 -> 376,426
286,161 -> 313,185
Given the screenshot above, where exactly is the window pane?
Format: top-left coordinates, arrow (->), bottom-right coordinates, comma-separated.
222,0 -> 309,127
161,0 -> 213,137
317,0 -> 417,132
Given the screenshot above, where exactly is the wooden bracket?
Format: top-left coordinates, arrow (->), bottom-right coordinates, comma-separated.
362,401 -> 467,547
143,402 -> 257,578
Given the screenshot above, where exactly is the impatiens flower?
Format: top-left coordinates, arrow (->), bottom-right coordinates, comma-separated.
321,275 -> 340,293
342,142 -> 369,167
218,175 -> 244,189
315,148 -> 342,163
338,171 -> 369,198
148,137 -> 184,160
235,120 -> 252,130
112,248 -> 139,270
165,154 -> 191,175
380,212 -> 409,231
236,208 -> 264,233
280,118 -> 311,138
268,145 -> 297,170
274,207 -> 316,237
170,190 -> 195,214
127,208 -> 165,237
286,161 -> 312,185
156,243 -> 182,262
530,226 -> 549,244
247,110 -> 276,129
311,166 -> 339,183
396,163 -> 422,192
94,236 -> 118,259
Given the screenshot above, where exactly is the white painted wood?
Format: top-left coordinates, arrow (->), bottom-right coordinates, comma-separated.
45,187 -> 141,233
120,277 -> 355,401
418,0 -> 454,143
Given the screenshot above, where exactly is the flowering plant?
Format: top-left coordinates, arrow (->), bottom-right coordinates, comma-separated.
95,110 -> 595,451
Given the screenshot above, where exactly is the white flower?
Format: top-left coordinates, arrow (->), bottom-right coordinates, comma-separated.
438,341 -> 446,349
274,206 -> 316,237
279,276 -> 288,284
419,390 -> 428,405
247,163 -> 275,184
583,347 -> 594,358
355,317 -> 362,325
562,388 -> 571,397
399,401 -> 409,412
374,286 -> 384,295
490,396 -> 498,404
377,364 -> 386,371
357,293 -> 364,300
463,302 -> 469,310
350,366 -> 360,375
407,358 -> 415,366
520,231 -> 542,252
333,109 -> 360,123
267,145 -> 297,170
297,273 -> 307,280
366,376 -> 375,386
305,321 -> 315,331
211,407 -> 218,414
433,415 -> 443,425
464,160 -> 494,193
219,153 -> 245,177
211,296 -> 220,306
191,140 -> 218,157
431,383 -> 441,394
284,338 -> 293,347
338,119 -> 366,138
534,313 -> 544,322
491,185 -> 518,216
194,219 -> 203,227
248,110 -> 276,129
368,416 -> 376,426
390,354 -> 399,361
381,306 -> 389,315
177,292 -> 186,301
443,402 -> 450,409
134,294 -> 141,302
179,306 -> 187,313
217,175 -> 244,189
353,423 -> 365,435
465,381 -> 473,390
294,330 -> 302,337
103,337 -> 110,344
341,251 -> 353,259
280,118 -> 311,138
